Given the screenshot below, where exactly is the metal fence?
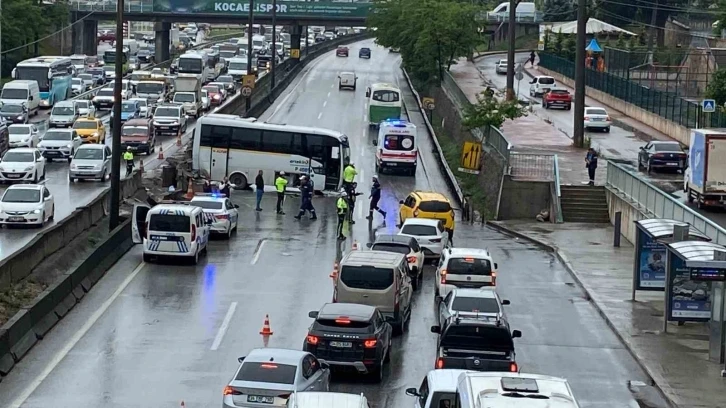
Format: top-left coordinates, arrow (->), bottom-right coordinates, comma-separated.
509,153 -> 555,182
481,11 -> 544,23
606,161 -> 726,245
537,52 -> 724,130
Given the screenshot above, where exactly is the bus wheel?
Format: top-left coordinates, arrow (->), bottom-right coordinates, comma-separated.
229,172 -> 248,190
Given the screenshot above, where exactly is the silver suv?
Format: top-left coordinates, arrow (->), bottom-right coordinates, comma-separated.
152,103 -> 187,137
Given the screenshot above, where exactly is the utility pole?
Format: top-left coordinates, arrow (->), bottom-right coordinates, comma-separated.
246,0 -> 254,112
271,0 -> 277,89
109,0 -> 125,230
572,0 -> 587,148
505,0 -> 517,100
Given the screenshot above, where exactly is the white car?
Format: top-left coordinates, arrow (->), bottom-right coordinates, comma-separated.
8,124 -> 40,148
397,218 -> 450,260
130,98 -> 151,118
583,106 -> 612,132
78,73 -> 95,90
437,288 -> 510,326
528,75 -> 556,97
0,148 -> 46,183
434,248 -> 498,300
0,184 -> 54,226
38,128 -> 82,162
71,78 -> 87,95
201,89 -> 211,111
495,59 -> 507,74
74,100 -> 96,118
367,233 -> 425,290
190,193 -> 239,238
406,369 -> 474,408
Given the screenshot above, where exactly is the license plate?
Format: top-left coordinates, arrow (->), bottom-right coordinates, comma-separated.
7,174 -> 21,178
387,162 -> 397,166
667,162 -> 677,166
159,126 -> 169,129
46,152 -> 59,156
330,341 -> 352,348
81,172 -> 96,175
8,216 -> 24,222
591,118 -> 603,121
541,88 -> 550,92
247,395 -> 274,404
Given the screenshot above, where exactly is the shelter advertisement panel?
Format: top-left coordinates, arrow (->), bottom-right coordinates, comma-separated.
667,252 -> 712,321
153,0 -> 371,17
635,227 -> 667,290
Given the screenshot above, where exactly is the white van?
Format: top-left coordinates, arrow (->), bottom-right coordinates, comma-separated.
488,2 -> 536,19
287,392 -> 370,408
456,372 -> 580,408
374,119 -> 418,176
252,35 -> 267,54
132,202 -> 213,265
1,80 -> 40,116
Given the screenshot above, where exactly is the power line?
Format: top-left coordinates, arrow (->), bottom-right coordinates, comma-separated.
2,11 -> 97,55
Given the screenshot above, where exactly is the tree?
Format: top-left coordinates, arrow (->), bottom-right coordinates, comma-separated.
553,29 -> 564,55
616,32 -> 626,49
543,0 -> 575,22
462,92 -> 527,130
563,34 -> 576,59
706,68 -> 726,106
368,0 -> 480,85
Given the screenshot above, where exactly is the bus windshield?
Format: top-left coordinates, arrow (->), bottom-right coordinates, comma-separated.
228,62 -> 247,71
179,58 -> 203,73
15,67 -> 50,90
136,82 -> 164,94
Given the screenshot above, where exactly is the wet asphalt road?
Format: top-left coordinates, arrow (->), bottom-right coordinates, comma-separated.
0,40 -> 666,408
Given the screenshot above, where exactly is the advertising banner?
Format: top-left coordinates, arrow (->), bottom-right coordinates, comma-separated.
667,251 -> 712,321
153,0 -> 372,18
635,227 -> 667,290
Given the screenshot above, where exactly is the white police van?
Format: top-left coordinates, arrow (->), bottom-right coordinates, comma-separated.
374,119 -> 418,176
132,202 -> 213,265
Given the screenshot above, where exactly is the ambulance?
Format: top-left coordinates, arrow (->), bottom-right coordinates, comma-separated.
374,119 -> 418,176
132,202 -> 214,265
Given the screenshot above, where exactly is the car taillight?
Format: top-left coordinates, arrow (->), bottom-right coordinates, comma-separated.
215,214 -> 229,220
492,271 -> 497,285
407,256 -> 417,263
191,224 -> 196,242
606,116 -> 611,121
652,153 -> 665,158
306,335 -> 319,345
510,362 -> 518,372
436,358 -> 444,369
364,339 -> 377,348
413,210 -> 420,217
223,386 -> 241,396
440,269 -> 447,284
583,116 -> 590,121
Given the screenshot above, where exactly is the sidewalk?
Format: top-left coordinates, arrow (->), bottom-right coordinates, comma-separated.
490,220 -> 726,408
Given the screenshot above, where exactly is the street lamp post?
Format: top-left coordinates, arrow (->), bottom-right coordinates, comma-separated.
271,0 -> 277,89
109,0 -> 125,230
246,0 -> 254,112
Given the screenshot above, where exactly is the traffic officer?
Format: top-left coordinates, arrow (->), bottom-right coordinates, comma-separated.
294,175 -> 317,220
367,175 -> 386,220
123,147 -> 134,177
275,171 -> 288,215
336,194 -> 348,240
343,162 -> 357,194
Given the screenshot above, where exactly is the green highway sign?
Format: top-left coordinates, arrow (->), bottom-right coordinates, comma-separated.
153,0 -> 372,17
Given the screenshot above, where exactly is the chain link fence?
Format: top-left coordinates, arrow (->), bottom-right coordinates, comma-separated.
509,153 -> 555,182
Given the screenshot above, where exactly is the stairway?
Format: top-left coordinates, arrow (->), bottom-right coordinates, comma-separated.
559,185 -> 610,223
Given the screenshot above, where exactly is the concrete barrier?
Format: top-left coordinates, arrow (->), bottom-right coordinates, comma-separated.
0,170 -> 142,291
0,219 -> 132,379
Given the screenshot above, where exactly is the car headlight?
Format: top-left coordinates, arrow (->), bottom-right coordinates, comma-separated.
32,209 -> 41,214
70,164 -> 77,170
66,144 -> 73,149
24,166 -> 33,171
16,116 -> 23,120
93,132 -> 99,137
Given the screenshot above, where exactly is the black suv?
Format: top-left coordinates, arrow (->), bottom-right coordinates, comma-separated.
366,233 -> 423,289
430,315 -> 521,372
303,303 -> 392,382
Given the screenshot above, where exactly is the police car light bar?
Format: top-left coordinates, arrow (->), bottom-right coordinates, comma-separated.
195,193 -> 227,198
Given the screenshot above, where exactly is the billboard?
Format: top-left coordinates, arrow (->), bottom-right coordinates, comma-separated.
634,227 -> 667,290
666,250 -> 712,322
153,0 -> 372,17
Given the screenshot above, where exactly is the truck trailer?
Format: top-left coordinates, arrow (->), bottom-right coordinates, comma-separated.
684,129 -> 726,209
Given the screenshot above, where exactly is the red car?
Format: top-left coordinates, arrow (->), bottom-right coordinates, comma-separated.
336,46 -> 349,57
97,30 -> 115,44
203,85 -> 224,106
542,89 -> 572,110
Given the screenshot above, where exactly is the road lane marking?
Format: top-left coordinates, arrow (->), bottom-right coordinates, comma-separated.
323,101 -> 327,108
362,113 -> 366,121
9,261 -> 147,408
251,239 -> 267,265
357,202 -> 363,219
317,112 -> 323,119
269,52 -> 328,120
327,92 -> 331,97
210,302 -> 238,351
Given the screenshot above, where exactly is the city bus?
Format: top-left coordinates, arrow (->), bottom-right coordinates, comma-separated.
192,114 -> 351,192
365,83 -> 402,127
103,48 -> 130,74
12,56 -> 74,108
178,51 -> 212,83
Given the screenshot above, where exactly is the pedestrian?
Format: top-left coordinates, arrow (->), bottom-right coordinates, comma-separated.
528,50 -> 536,67
336,194 -> 348,240
202,179 -> 212,193
294,175 -> 317,220
219,177 -> 231,198
585,147 -> 598,186
275,171 -> 288,215
255,170 -> 264,211
342,162 -> 357,195
366,175 -> 386,220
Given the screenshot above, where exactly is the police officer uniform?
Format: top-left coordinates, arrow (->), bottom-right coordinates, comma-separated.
294,176 -> 317,220
275,172 -> 288,214
336,196 -> 348,240
123,148 -> 134,176
343,163 -> 357,193
367,175 -> 386,220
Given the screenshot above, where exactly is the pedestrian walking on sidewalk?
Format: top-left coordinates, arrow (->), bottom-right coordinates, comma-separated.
528,51 -> 536,67
585,148 -> 598,186
275,171 -> 288,215
255,170 -> 264,211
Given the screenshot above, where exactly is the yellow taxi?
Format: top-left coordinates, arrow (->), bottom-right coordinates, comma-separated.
399,191 -> 456,235
72,118 -> 106,144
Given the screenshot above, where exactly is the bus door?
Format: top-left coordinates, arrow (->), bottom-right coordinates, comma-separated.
323,145 -> 341,190
211,147 -> 228,180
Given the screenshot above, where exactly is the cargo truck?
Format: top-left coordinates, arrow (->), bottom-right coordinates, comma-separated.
172,74 -> 203,117
684,129 -> 726,208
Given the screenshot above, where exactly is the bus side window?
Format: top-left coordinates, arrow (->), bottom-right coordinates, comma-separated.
331,146 -> 339,159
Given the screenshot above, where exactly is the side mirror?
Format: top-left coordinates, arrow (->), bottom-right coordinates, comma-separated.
640,146 -> 645,150
237,356 -> 246,363
337,75 -> 340,78
37,158 -> 43,162
372,139 -> 378,146
501,299 -> 511,305
44,196 -> 51,201
512,329 -> 522,338
494,263 -> 498,269
366,243 -> 373,248
430,325 -> 441,333
320,361 -> 330,370
399,200 -> 404,205
234,204 -> 239,208
30,96 -> 34,101
405,388 -> 421,397
308,311 -> 319,319
365,89 -> 371,98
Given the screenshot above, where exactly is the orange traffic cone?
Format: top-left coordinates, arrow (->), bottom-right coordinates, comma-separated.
185,179 -> 194,200
176,133 -> 182,147
352,240 -> 359,250
260,314 -> 274,336
157,144 -> 164,160
139,159 -> 144,174
329,262 -> 339,280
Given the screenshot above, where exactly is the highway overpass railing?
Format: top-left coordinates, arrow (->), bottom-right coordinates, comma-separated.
480,11 -> 544,23
606,160 -> 726,245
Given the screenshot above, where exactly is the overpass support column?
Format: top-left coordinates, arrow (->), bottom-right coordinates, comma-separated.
82,19 -> 98,56
291,24 -> 302,62
155,22 -> 171,63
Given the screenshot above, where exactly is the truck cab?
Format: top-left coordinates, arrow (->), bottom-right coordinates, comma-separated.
173,74 -> 202,118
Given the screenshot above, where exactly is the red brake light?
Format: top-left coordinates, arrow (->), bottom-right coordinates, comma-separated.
606,116 -> 611,121
306,335 -> 319,345
436,358 -> 444,369
223,386 -> 241,396
191,224 -> 196,242
464,257 -> 474,262
510,362 -> 518,372
260,364 -> 278,369
335,318 -> 351,324
407,256 -> 417,263
364,339 -> 377,348
583,116 -> 590,121
440,269 -> 447,284
492,271 -> 497,285
215,214 -> 229,220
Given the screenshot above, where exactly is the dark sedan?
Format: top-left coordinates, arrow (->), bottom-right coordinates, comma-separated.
0,104 -> 28,124
336,46 -> 349,57
638,141 -> 688,173
359,47 -> 371,59
137,50 -> 154,63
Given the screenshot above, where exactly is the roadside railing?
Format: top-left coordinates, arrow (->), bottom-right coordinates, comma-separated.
481,11 -> 544,23
72,0 -> 154,12
483,126 -> 511,164
606,161 -> 726,245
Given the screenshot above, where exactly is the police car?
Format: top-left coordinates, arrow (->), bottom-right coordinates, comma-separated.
190,193 -> 239,238
132,202 -> 214,265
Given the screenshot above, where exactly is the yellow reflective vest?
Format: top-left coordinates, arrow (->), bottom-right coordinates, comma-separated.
275,176 -> 288,193
343,165 -> 357,183
336,197 -> 348,214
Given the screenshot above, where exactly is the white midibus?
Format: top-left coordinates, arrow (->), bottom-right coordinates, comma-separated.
177,51 -> 212,83
192,114 -> 351,192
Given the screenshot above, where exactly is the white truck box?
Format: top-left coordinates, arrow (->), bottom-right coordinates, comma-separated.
685,128 -> 726,208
